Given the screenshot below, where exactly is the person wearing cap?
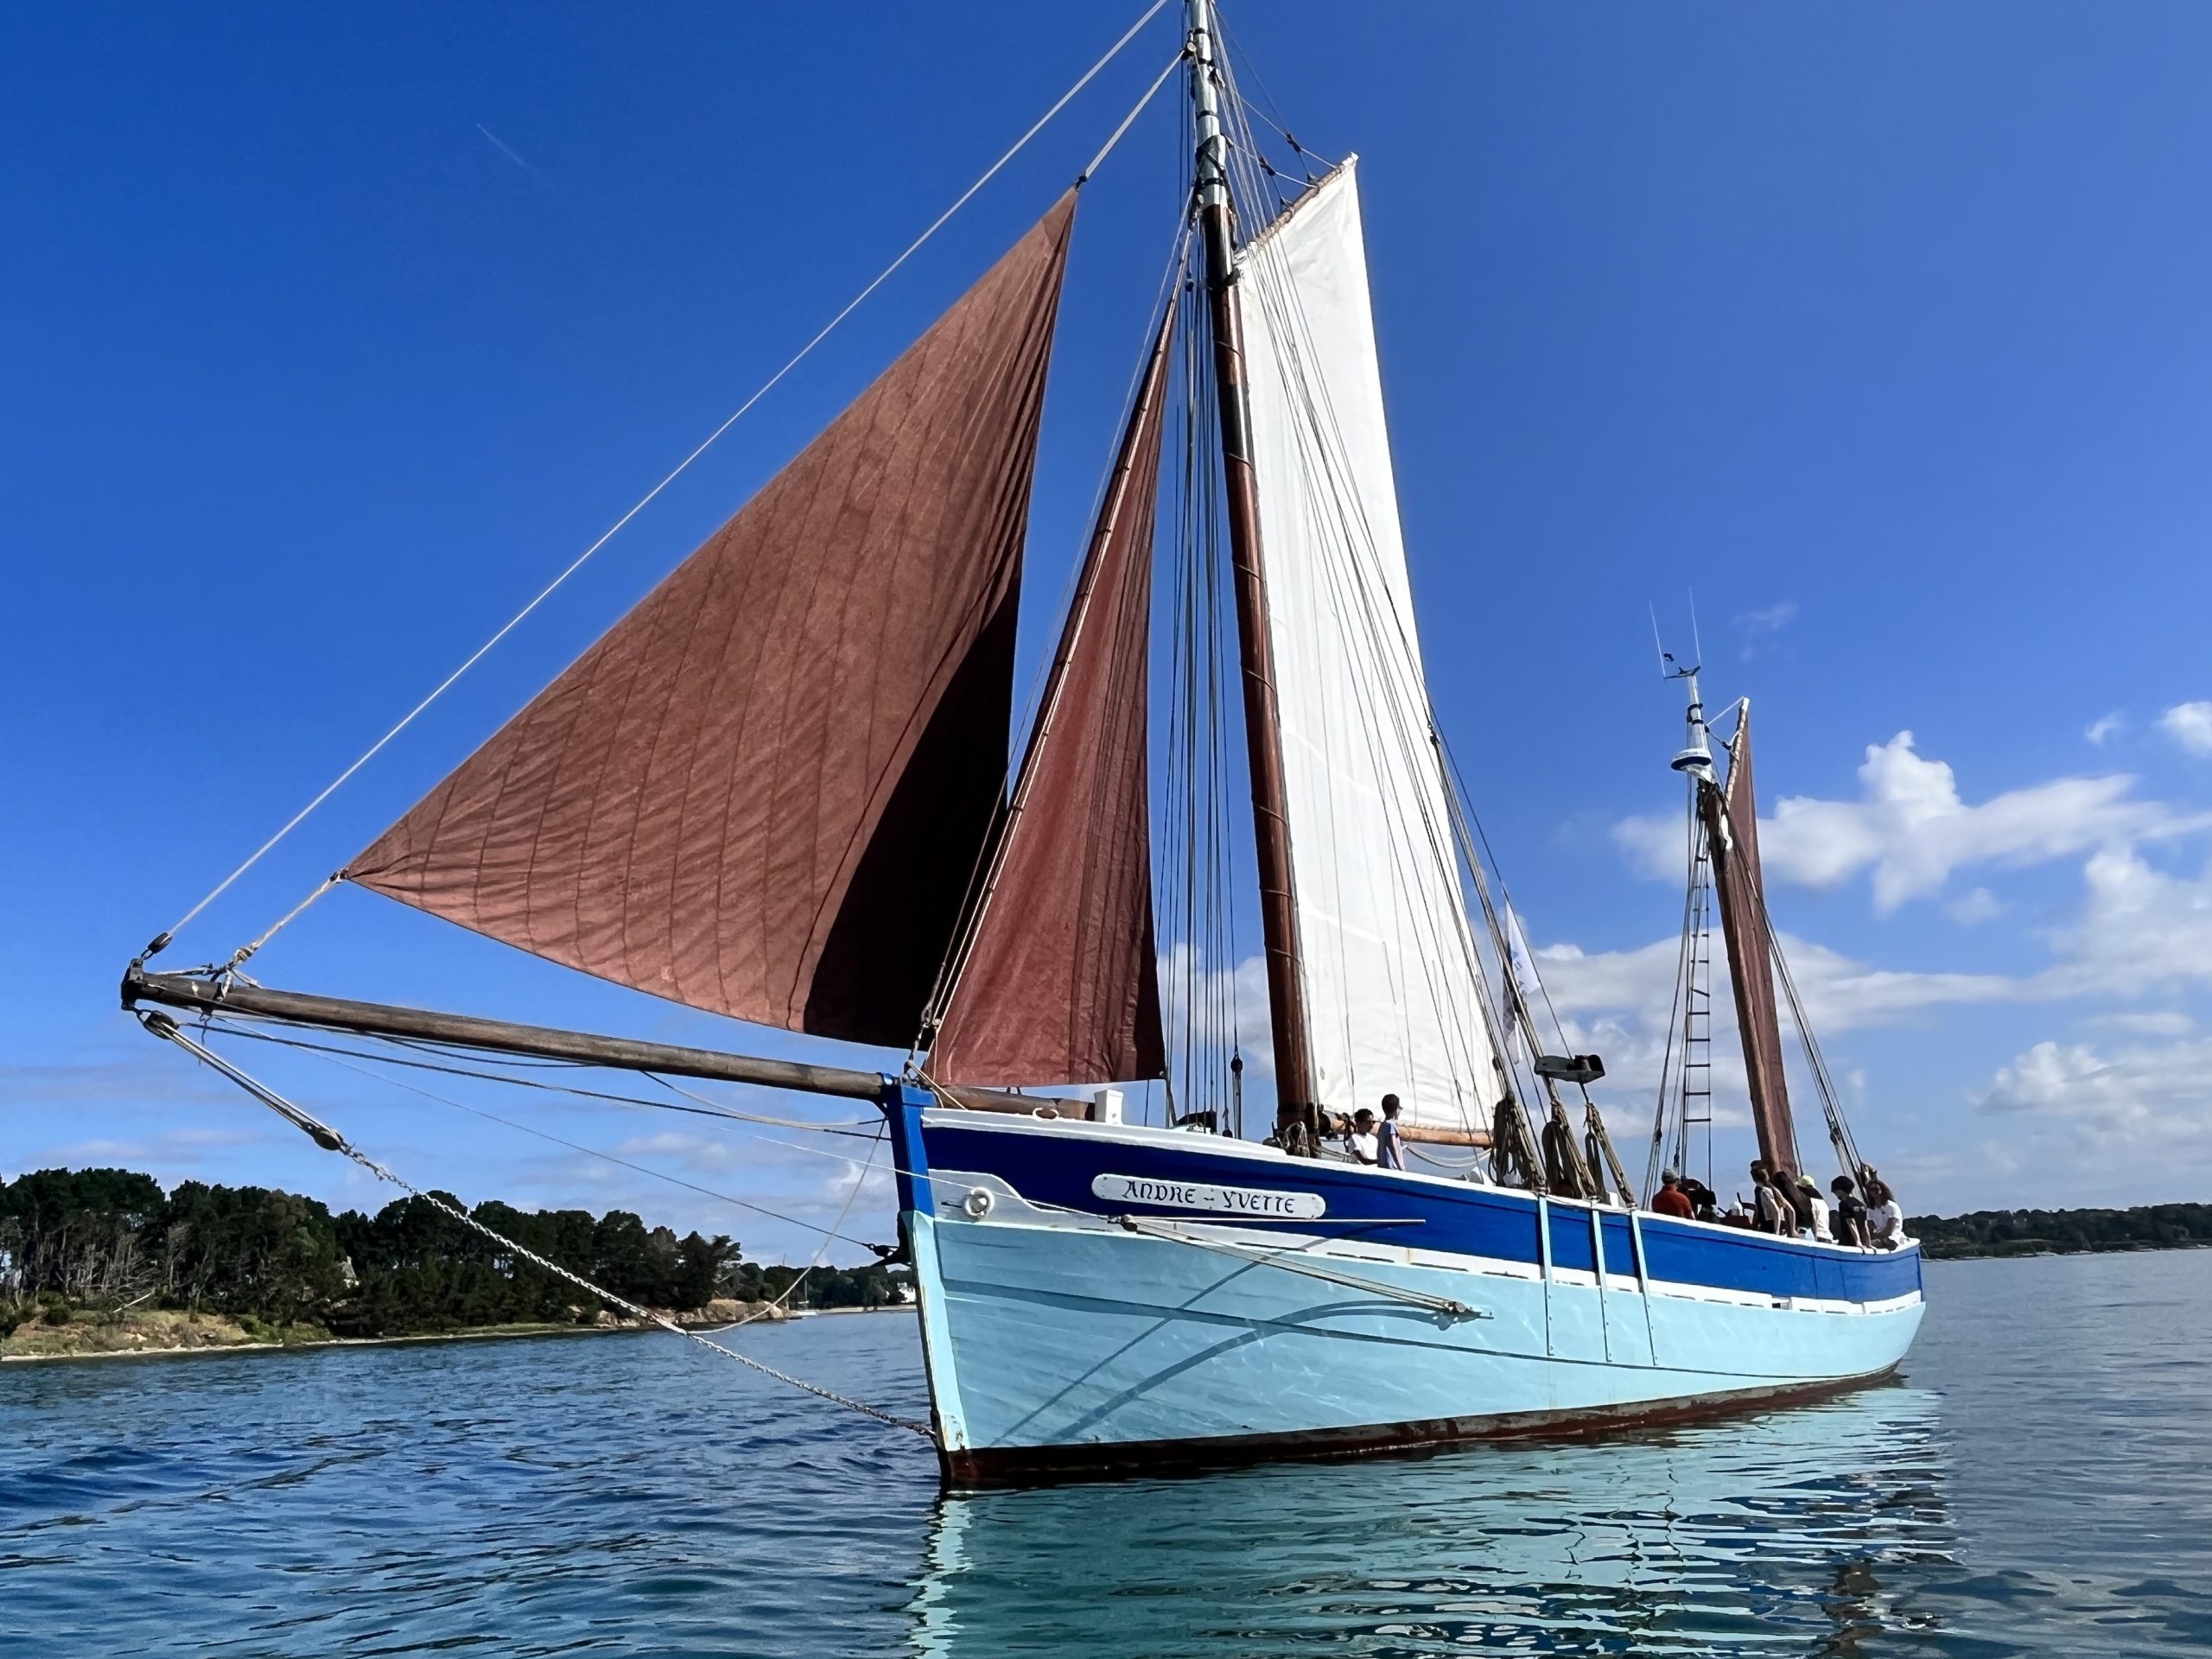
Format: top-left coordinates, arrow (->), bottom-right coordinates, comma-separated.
1771,1167 -> 1817,1234
1650,1167 -> 1695,1219
1376,1095 -> 1407,1171
1796,1173 -> 1834,1242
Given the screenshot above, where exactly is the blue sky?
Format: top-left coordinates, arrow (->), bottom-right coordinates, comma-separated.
10,3 -> 2212,1258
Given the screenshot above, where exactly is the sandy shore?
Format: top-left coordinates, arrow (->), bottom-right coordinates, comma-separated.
1,1300 -> 791,1365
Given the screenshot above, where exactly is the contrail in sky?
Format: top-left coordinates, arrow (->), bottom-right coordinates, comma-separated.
475,123 -> 548,184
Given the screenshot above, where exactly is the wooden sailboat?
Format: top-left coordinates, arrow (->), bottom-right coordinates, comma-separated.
124,0 -> 1922,1484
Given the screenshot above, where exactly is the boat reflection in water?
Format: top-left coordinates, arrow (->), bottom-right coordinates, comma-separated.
907,1385 -> 1953,1656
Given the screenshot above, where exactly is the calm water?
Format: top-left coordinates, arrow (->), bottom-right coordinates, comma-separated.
4,1252 -> 2208,1656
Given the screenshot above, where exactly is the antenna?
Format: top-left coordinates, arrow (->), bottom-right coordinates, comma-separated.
1662,601 -> 1713,779
1688,588 -> 1704,668
1649,602 -> 1669,678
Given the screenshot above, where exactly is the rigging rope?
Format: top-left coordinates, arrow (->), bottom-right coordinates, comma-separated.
144,1012 -> 931,1440
256,1029 -> 890,1249
204,1018 -> 879,1137
1231,142 -> 1498,1136
152,0 -> 1176,966
918,206 -> 1195,1054
1646,776 -> 1707,1198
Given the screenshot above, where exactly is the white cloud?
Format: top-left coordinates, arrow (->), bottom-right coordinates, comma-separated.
2159,701 -> 2212,757
1732,601 -> 1798,660
1531,930 -> 2024,1084
2050,846 -> 2212,995
2085,711 -> 2126,746
1945,887 -> 2006,925
1157,945 -> 1274,1080
1936,1028 -> 2212,1203
2090,1011 -> 2196,1037
1615,731 -> 2202,910
32,1127 -> 260,1168
1976,1033 -> 2212,1147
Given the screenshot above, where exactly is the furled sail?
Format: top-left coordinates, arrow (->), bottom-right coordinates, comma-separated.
1701,706 -> 1801,1172
1236,161 -> 1498,1130
346,196 -> 1077,1046
928,305 -> 1175,1086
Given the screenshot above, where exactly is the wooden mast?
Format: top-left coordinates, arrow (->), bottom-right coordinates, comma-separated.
1186,0 -> 1317,1136
1674,676 -> 1800,1175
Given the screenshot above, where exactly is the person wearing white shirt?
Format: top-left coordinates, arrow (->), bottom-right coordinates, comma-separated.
1796,1174 -> 1834,1242
1866,1180 -> 1905,1249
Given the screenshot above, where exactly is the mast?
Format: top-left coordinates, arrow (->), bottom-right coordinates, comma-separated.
1671,671 -> 1799,1174
1186,0 -> 1317,1133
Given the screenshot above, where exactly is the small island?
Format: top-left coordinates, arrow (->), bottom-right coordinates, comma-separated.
0,1166 -> 912,1362
1909,1202 -> 2212,1260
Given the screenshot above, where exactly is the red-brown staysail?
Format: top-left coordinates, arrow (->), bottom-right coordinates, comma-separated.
346,195 -> 1077,1047
929,303 -> 1176,1086
1700,705 -> 1800,1173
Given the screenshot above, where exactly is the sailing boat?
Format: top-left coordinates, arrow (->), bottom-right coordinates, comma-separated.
124,1 -> 1922,1484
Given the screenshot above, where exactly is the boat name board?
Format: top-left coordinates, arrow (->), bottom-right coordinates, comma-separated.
1090,1173 -> 1325,1220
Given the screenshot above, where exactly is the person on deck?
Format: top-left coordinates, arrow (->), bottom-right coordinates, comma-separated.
1773,1167 -> 1816,1234
1750,1162 -> 1793,1236
1830,1175 -> 1868,1247
1650,1168 -> 1696,1220
1866,1179 -> 1905,1249
1796,1174 -> 1833,1242
1345,1109 -> 1381,1166
1376,1095 -> 1407,1171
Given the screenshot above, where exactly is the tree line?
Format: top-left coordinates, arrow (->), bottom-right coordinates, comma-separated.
1909,1202 -> 2212,1259
0,1166 -> 910,1338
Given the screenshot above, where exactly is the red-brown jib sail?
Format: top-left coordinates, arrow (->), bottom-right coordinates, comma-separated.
1701,705 -> 1800,1173
346,195 -> 1077,1046
929,303 -> 1174,1087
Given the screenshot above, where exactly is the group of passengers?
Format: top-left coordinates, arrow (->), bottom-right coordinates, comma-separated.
1649,1163 -> 1904,1249
1320,1096 -> 1407,1170
1304,1098 -> 1907,1251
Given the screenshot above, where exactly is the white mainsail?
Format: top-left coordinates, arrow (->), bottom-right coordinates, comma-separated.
1237,160 -> 1498,1131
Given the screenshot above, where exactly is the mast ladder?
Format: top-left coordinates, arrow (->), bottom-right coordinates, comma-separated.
1678,839 -> 1716,1191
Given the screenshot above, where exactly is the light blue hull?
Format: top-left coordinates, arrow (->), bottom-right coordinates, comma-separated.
886,1093 -> 1924,1482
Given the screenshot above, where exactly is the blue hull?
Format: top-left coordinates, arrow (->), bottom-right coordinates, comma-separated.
883,1090 -> 1924,1484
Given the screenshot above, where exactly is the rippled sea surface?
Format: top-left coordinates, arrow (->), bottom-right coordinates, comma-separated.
5,1251 -> 2209,1656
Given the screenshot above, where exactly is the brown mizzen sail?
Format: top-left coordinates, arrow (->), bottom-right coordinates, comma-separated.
346,195 -> 1077,1047
929,303 -> 1175,1086
1701,705 -> 1800,1173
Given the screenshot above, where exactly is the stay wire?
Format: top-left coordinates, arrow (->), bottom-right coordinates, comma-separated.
201,1018 -> 880,1135
147,1015 -> 930,1439
155,0 -> 1176,965
212,1023 -> 887,1249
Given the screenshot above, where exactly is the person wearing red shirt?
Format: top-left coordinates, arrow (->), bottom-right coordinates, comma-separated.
1650,1168 -> 1696,1219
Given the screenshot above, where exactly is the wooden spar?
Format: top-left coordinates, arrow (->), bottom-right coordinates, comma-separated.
1399,1124 -> 1492,1149
120,967 -> 1047,1116
1187,0 -> 1316,1127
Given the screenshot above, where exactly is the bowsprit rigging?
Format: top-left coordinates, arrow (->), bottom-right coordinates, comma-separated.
123,0 -> 1923,1487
